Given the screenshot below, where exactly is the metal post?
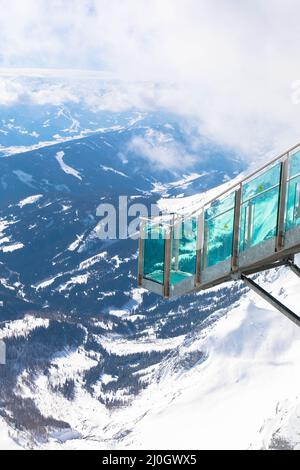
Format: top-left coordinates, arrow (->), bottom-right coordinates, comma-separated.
297,184 -> 300,219
276,156 -> 289,252
242,274 -> 300,327
202,222 -> 208,270
138,220 -> 145,286
246,203 -> 253,249
173,216 -> 181,271
195,210 -> 204,287
163,226 -> 172,298
231,186 -> 242,272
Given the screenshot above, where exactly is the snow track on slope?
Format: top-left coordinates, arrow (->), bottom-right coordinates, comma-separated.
55,151 -> 82,180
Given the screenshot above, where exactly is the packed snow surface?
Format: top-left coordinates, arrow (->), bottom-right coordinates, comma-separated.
7,263 -> 299,450
55,151 -> 82,180
0,418 -> 20,450
117,267 -> 300,450
0,242 -> 24,253
18,194 -> 43,208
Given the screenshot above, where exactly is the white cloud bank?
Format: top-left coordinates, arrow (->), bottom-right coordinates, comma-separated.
1,1 -> 300,162
128,128 -> 196,170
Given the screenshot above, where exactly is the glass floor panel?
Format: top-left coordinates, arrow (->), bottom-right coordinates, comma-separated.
145,270 -> 164,284
170,271 -> 193,284
145,270 -> 193,285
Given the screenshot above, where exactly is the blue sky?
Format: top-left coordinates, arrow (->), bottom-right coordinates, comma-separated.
1,0 -> 300,162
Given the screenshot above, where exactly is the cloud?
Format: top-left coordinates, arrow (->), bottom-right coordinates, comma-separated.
0,76 -> 80,106
1,1 -> 300,164
0,79 -> 24,105
128,129 -> 196,170
30,84 -> 80,106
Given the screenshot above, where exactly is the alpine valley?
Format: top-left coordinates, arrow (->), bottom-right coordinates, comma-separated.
1,73 -> 300,450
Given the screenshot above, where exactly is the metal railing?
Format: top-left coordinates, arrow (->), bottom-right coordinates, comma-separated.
142,142 -> 300,277
141,142 -> 300,233
138,142 -> 300,326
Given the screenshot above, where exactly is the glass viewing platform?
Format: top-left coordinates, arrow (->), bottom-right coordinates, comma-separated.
138,143 -> 300,327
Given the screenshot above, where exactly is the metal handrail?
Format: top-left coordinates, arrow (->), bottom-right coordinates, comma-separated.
172,142 -> 298,221
179,153 -> 289,221
140,141 -> 300,227
201,143 -> 293,209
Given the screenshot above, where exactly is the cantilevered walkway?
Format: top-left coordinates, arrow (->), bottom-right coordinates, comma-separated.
138,142 -> 300,327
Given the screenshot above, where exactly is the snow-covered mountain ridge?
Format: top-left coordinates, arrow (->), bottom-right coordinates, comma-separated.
3,262 -> 299,450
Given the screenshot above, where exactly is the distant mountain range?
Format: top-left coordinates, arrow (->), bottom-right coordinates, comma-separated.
2,83 -> 298,450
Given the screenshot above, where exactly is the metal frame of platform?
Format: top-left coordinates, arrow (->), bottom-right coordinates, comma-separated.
138,141 -> 300,327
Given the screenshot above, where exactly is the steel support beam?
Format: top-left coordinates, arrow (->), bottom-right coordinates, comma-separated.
286,259 -> 300,279
241,274 -> 300,327
241,259 -> 289,277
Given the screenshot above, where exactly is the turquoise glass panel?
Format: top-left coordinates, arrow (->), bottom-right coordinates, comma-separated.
285,152 -> 300,232
286,175 -> 300,231
170,218 -> 197,285
203,193 -> 235,268
242,164 -> 281,203
239,164 -> 281,252
143,223 -> 165,284
205,192 -> 235,219
239,186 -> 280,251
289,150 -> 300,179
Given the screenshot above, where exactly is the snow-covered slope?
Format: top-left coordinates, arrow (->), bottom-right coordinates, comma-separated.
2,263 -> 297,450
118,265 -> 300,450
0,417 -> 20,450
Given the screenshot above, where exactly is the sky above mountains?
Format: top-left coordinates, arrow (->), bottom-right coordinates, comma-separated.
1,1 -> 300,166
